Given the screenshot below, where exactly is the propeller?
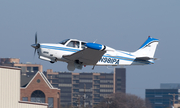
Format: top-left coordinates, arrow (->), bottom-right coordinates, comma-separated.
31,32 -> 40,57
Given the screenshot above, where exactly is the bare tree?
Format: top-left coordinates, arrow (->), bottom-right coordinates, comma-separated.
94,92 -> 152,108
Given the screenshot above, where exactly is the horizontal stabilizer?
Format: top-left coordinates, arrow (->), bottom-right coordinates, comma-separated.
135,57 -> 157,61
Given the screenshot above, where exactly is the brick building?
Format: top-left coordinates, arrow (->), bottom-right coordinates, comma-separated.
21,71 -> 61,108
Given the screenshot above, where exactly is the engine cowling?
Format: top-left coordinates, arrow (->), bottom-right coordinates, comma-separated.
85,43 -> 106,51
85,43 -> 115,51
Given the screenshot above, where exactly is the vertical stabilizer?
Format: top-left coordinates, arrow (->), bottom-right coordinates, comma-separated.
133,36 -> 159,58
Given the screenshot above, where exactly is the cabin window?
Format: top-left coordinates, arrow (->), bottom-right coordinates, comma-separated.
43,51 -> 49,54
67,41 -> 79,48
81,42 -> 87,49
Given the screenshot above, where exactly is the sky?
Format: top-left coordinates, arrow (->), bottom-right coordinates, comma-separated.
1,0 -> 180,98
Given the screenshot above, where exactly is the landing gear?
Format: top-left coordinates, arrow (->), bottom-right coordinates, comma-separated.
50,61 -> 55,63
67,62 -> 75,71
50,58 -> 57,64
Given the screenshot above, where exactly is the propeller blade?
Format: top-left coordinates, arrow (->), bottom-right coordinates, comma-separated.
35,32 -> 37,44
34,49 -> 36,57
33,32 -> 38,58
32,32 -> 40,57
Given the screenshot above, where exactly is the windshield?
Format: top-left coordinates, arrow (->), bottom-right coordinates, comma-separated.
58,39 -> 70,45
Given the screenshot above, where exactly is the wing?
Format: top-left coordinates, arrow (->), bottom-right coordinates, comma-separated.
63,48 -> 106,65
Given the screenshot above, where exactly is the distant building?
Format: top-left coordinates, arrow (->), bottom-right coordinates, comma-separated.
45,68 -> 126,108
160,83 -> 180,89
146,84 -> 180,108
0,58 -> 42,75
0,66 -> 48,108
21,71 -> 61,108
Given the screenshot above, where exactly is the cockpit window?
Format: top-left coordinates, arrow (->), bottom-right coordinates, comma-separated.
59,39 -> 70,45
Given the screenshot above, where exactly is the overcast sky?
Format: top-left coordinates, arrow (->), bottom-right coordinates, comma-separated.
1,0 -> 180,98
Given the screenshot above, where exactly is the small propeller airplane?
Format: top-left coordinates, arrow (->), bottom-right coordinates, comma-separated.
31,33 -> 159,71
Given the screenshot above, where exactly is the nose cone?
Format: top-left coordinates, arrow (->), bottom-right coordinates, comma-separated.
31,44 -> 37,48
31,44 -> 40,49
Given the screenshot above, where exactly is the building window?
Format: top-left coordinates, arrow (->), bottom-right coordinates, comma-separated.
100,89 -> 113,92
22,97 -> 28,101
155,95 -> 163,97
27,67 -> 31,72
37,79 -> 41,83
100,80 -> 113,83
79,75 -> 92,78
58,74 -> 71,78
94,85 -> 100,89
79,79 -> 92,83
31,90 -> 45,103
58,84 -> 72,87
48,97 -> 54,108
94,89 -> 100,93
100,84 -> 113,88
94,94 -> 100,97
33,67 -> 39,72
100,76 -> 105,79
73,89 -> 79,92
155,102 -> 162,104
73,75 -> 79,78
94,76 -> 99,79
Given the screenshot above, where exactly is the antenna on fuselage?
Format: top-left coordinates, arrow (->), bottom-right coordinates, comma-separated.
93,39 -> 98,43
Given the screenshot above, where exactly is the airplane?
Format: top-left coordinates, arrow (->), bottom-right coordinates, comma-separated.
31,33 -> 159,71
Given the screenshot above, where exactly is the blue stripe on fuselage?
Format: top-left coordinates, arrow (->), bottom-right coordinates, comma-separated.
100,55 -> 151,64
103,55 -> 134,62
116,51 -> 134,57
41,45 -> 80,52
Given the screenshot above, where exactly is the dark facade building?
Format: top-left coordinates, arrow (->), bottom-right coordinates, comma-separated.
45,68 -> 126,107
146,89 -> 179,108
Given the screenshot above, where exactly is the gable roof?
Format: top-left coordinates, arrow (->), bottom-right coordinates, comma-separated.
21,71 -> 59,90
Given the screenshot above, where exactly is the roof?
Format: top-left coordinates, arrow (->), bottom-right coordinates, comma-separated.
0,65 -> 21,70
21,71 -> 59,90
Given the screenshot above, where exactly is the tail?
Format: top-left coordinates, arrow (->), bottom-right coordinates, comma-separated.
132,36 -> 159,60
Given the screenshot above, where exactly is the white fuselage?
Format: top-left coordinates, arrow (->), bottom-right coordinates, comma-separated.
32,37 -> 159,71
37,43 -> 149,66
